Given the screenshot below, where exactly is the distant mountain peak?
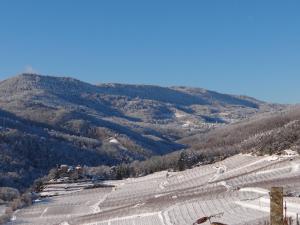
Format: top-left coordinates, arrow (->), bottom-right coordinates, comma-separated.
0,73 -> 99,97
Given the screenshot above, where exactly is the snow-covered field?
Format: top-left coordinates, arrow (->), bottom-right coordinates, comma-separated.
7,153 -> 300,225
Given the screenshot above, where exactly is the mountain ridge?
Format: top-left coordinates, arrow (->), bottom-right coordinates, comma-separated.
0,73 -> 267,106
0,73 -> 285,190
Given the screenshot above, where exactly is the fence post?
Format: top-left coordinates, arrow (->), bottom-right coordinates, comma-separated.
270,187 -> 283,225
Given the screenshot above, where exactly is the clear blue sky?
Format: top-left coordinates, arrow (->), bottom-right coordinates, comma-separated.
0,1 -> 299,103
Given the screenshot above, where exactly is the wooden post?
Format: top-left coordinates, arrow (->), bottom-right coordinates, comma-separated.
270,187 -> 283,225
284,201 -> 288,225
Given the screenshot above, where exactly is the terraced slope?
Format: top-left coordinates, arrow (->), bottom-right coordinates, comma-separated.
8,152 -> 300,225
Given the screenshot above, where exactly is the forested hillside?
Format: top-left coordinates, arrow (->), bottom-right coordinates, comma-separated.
118,107 -> 300,178
0,73 -> 283,190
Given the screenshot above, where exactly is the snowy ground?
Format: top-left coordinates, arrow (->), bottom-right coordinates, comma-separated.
0,205 -> 6,217
6,152 -> 300,225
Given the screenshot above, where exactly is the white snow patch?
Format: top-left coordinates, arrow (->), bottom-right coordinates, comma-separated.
11,215 -> 17,221
154,193 -> 170,198
182,121 -> 194,128
40,207 -> 48,217
176,175 -> 184,179
208,165 -> 227,183
256,166 -> 290,175
158,212 -> 166,225
90,192 -> 110,213
235,200 -> 270,213
291,162 -> 300,173
159,181 -> 169,190
109,138 -> 119,144
132,203 -> 145,208
175,111 -> 185,118
235,197 -> 300,218
163,209 -> 174,225
284,149 -> 299,156
239,153 -> 254,156
82,212 -> 160,225
267,155 -> 279,161
59,222 -> 70,225
239,187 -> 269,195
218,181 -> 232,191
226,156 -> 279,175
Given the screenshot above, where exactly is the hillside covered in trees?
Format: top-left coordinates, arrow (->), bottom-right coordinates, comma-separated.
0,73 -> 281,190
90,107 -> 300,179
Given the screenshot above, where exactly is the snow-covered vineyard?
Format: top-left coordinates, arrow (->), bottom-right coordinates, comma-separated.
7,152 -> 300,225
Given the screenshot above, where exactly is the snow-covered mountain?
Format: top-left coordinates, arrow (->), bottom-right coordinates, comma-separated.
0,73 -> 284,189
